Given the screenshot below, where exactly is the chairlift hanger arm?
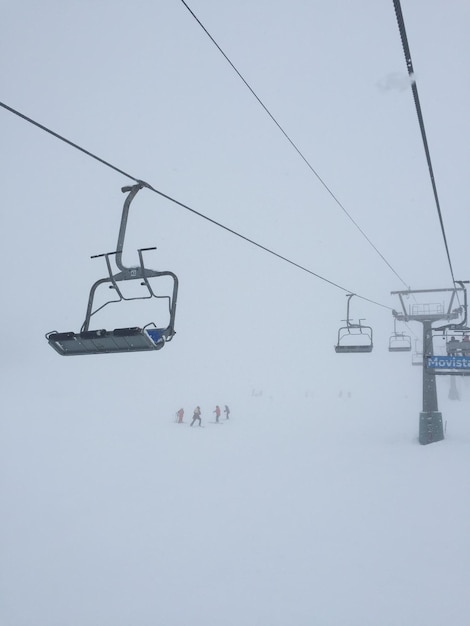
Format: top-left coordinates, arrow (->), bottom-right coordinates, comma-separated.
345,293 -> 354,327
344,294 -> 366,329
115,183 -> 147,272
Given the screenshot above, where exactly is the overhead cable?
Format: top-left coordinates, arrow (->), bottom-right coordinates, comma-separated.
393,0 -> 457,286
180,0 -> 411,290
0,100 -> 392,311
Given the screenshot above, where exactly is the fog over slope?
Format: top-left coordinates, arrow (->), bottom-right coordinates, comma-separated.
3,351 -> 470,625
2,1 -> 470,624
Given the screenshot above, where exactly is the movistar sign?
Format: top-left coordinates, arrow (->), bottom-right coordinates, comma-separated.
426,355 -> 470,369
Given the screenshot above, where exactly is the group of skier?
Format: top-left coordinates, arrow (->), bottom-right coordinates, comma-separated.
212,404 -> 230,423
175,404 -> 230,427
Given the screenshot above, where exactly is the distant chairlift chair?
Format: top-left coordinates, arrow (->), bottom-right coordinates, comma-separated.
46,183 -> 178,356
334,294 -> 373,353
388,319 -> 412,352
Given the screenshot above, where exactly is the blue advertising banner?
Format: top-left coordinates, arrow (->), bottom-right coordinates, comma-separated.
426,355 -> 470,370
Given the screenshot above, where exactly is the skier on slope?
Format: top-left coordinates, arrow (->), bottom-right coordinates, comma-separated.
190,406 -> 202,427
213,405 -> 221,423
176,408 -> 184,424
224,404 -> 230,420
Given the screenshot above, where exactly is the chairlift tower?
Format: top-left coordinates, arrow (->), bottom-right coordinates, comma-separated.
391,287 -> 464,445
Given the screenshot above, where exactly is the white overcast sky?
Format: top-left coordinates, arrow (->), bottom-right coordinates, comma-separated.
2,0 -> 469,384
1,1 -> 470,624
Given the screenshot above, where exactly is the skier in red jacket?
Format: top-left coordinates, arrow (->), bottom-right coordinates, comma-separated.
214,405 -> 221,423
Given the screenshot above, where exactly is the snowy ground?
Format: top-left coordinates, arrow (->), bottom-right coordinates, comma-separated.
2,359 -> 470,626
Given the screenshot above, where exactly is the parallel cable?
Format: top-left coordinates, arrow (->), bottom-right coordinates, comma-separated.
0,100 -> 392,310
180,0 -> 410,290
393,0 -> 457,286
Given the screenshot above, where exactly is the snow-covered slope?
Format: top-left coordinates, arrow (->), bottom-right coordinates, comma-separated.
2,361 -> 470,626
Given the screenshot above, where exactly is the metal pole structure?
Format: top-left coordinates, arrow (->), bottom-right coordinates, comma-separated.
391,286 -> 465,445
419,320 -> 443,444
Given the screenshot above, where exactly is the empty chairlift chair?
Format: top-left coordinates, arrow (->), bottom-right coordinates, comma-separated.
334,294 -> 373,354
46,183 -> 178,356
388,320 -> 412,352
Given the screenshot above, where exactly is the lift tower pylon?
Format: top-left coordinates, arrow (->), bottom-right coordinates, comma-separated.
391,287 -> 464,445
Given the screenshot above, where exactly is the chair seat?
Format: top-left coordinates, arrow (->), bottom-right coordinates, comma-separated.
47,327 -> 165,355
335,344 -> 373,353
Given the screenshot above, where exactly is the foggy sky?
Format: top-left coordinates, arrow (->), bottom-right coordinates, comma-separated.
2,1 -> 470,624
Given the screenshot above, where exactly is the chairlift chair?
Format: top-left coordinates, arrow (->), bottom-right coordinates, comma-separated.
47,183 -> 178,356
442,329 -> 470,356
388,319 -> 412,352
334,294 -> 373,353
